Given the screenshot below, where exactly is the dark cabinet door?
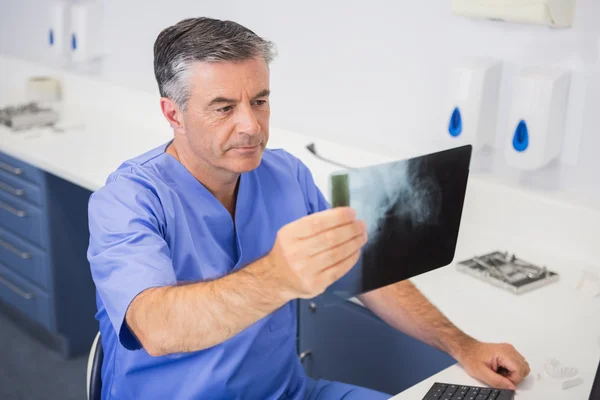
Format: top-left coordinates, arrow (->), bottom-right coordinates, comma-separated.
298,296 -> 456,395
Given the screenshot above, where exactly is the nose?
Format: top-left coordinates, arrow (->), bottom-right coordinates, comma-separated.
236,103 -> 261,136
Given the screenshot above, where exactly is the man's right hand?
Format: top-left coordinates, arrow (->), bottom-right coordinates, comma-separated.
267,207 -> 368,300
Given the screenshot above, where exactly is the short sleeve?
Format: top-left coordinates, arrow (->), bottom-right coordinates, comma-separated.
87,174 -> 177,350
295,158 -> 331,214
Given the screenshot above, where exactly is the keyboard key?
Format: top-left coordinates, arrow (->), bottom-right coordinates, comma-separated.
496,391 -> 514,400
426,384 -> 446,398
450,394 -> 464,400
441,394 -> 453,400
475,395 -> 488,400
479,388 -> 492,396
487,390 -> 500,400
447,385 -> 458,393
466,388 -> 480,397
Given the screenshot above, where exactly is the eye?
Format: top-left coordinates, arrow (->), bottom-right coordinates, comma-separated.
216,105 -> 233,113
252,99 -> 268,107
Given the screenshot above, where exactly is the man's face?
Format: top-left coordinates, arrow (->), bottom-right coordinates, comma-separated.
178,58 -> 270,174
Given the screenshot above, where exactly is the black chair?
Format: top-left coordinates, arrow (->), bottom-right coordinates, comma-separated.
86,333 -> 103,400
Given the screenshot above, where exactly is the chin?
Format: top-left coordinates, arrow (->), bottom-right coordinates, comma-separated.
230,148 -> 264,173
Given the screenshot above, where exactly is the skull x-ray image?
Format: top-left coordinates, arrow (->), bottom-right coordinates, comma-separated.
327,145 -> 472,300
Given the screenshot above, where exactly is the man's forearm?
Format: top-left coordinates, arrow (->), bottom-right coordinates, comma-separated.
359,280 -> 476,360
127,256 -> 288,356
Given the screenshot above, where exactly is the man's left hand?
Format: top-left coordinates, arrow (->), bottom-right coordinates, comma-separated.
455,341 -> 531,390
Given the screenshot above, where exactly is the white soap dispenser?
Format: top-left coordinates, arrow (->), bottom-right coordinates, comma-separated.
49,0 -> 70,58
504,66 -> 571,170
444,58 -> 503,151
70,0 -> 105,63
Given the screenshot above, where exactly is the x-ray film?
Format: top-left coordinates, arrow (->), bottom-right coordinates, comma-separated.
326,145 -> 472,300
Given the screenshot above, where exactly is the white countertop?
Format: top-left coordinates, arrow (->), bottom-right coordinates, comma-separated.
1,54 -> 599,400
389,241 -> 600,400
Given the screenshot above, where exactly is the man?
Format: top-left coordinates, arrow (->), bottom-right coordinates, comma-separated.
87,17 -> 530,400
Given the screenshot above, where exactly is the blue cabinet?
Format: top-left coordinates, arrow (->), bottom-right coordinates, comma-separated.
0,262 -> 53,330
0,152 -> 44,185
0,225 -> 50,290
0,151 -> 97,358
0,189 -> 47,248
298,296 -> 456,395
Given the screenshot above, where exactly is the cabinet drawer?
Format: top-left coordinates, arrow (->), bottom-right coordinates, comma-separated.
0,152 -> 44,186
0,190 -> 47,249
0,262 -> 53,331
0,226 -> 50,289
0,170 -> 43,206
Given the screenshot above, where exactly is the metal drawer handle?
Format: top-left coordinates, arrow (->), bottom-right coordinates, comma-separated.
0,238 -> 31,259
0,161 -> 24,176
0,181 -> 25,197
299,350 -> 312,363
0,201 -> 26,217
0,273 -> 34,300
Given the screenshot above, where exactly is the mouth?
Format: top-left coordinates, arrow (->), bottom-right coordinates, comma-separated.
231,144 -> 262,154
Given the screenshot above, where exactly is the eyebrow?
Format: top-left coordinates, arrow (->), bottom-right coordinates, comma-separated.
252,89 -> 270,100
207,89 -> 270,108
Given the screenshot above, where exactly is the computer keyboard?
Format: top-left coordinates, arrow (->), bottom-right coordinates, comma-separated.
422,382 -> 515,400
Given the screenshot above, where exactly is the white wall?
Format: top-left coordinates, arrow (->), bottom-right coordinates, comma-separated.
1,0 -> 599,209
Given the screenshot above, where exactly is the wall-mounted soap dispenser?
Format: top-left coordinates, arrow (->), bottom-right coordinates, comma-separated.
49,1 -> 70,58
505,66 -> 571,170
48,0 -> 105,65
70,0 -> 105,63
444,58 -> 503,150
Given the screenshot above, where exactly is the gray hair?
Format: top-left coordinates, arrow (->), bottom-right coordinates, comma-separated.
153,17 -> 277,111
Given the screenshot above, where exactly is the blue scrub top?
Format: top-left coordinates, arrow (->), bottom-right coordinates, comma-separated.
87,144 -> 330,400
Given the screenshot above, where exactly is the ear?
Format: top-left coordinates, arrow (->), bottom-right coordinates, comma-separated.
160,97 -> 185,133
